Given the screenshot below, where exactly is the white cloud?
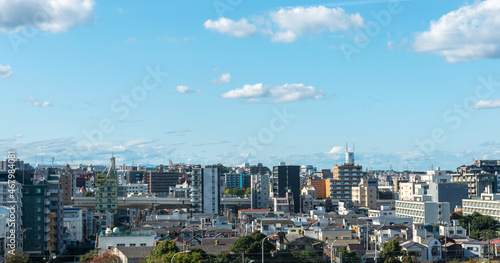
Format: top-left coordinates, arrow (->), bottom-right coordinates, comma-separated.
270,6 -> 364,42
27,96 -> 52,107
470,99 -> 500,109
173,85 -> 202,94
204,17 -> 258,37
0,0 -> 95,33
413,0 -> 500,63
212,73 -> 231,85
0,65 -> 12,78
271,30 -> 297,43
387,41 -> 394,51
221,83 -> 324,103
125,37 -> 136,44
327,146 -> 343,155
204,6 -> 363,43
221,83 -> 268,100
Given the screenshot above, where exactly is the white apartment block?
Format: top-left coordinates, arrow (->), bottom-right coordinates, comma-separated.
462,191 -> 500,221
395,197 -> 450,224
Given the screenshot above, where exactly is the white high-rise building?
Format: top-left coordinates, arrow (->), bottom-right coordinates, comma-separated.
251,173 -> 269,210
202,167 -> 219,215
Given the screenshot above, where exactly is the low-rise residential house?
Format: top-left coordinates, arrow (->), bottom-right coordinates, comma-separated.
97,230 -> 156,250
462,241 -> 488,258
279,235 -> 323,256
372,216 -> 412,226
373,225 -> 412,250
112,246 -> 155,263
421,237 -> 442,261
400,241 -> 427,262
319,229 -> 354,241
368,206 -> 394,218
258,218 -> 294,236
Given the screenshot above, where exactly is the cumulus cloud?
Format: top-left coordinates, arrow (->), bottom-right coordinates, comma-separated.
0,0 -> 95,33
0,65 -> 12,78
173,85 -> 202,94
212,73 -> 231,85
125,37 -> 136,44
204,18 -> 258,37
27,96 -> 52,107
470,99 -> 500,109
221,83 -> 324,103
327,146 -> 344,155
270,6 -> 364,41
413,0 -> 500,63
204,6 -> 364,43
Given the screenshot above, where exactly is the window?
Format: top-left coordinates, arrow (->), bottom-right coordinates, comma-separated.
36,207 -> 41,212
36,198 -> 41,203
140,243 -> 147,247
130,243 -> 136,247
36,189 -> 41,194
117,244 -> 125,247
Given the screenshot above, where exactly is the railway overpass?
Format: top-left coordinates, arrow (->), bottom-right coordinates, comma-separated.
71,196 -> 252,210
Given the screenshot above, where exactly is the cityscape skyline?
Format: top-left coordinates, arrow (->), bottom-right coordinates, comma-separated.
1,0 -> 500,171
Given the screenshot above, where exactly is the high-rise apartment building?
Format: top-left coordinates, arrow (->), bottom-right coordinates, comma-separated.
310,179 -> 327,199
190,167 -> 220,214
251,173 -> 269,210
271,163 -> 300,213
352,178 -> 378,209
328,147 -> 363,201
95,158 -> 118,232
144,169 -> 183,196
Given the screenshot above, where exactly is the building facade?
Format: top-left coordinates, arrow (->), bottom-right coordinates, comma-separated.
272,163 -> 300,213
251,173 -> 269,210
395,198 -> 450,224
352,178 -> 378,209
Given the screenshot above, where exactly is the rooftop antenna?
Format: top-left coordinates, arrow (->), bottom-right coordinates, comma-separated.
41,144 -> 44,166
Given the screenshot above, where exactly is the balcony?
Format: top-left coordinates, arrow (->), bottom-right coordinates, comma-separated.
45,208 -> 50,214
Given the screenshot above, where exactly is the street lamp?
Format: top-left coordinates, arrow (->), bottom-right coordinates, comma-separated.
261,236 -> 270,263
171,250 -> 190,263
329,240 -> 337,263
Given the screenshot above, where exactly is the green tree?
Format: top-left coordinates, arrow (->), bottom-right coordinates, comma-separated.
379,239 -> 402,260
244,187 -> 251,195
335,246 -> 361,263
90,251 -> 120,263
459,212 -> 498,239
80,251 -> 98,263
401,251 -> 415,263
172,251 -> 204,263
451,211 -> 462,220
231,231 -> 275,260
225,187 -> 231,194
5,252 -> 31,263
233,187 -> 245,197
147,240 -> 179,263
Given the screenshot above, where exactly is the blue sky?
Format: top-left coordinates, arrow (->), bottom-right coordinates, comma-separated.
1,0 -> 500,171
